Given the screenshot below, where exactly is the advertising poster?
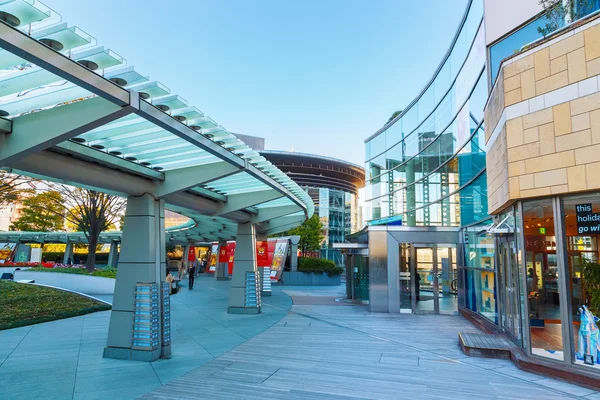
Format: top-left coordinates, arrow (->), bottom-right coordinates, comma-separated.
218,245 -> 228,262
227,242 -> 236,275
270,240 -> 289,281
267,239 -> 276,266
256,240 -> 269,267
187,246 -> 196,262
30,247 -> 42,263
208,243 -> 219,273
0,243 -> 16,262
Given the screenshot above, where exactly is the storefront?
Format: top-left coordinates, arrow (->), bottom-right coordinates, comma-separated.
461,192 -> 600,372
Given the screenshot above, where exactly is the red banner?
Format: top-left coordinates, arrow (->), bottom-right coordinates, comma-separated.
218,245 -> 228,262
227,242 -> 236,275
256,241 -> 269,267
187,246 -> 196,262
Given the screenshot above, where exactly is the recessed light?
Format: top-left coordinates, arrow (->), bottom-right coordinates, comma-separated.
39,38 -> 64,51
109,77 -> 128,86
77,60 -> 99,71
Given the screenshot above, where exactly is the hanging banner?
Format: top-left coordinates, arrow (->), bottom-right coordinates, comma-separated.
256,240 -> 269,267
267,239 -> 276,266
218,245 -> 228,262
187,246 -> 196,262
227,242 -> 236,275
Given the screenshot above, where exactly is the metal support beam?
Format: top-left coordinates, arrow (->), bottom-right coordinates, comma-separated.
1,96 -> 138,166
257,214 -> 306,235
155,162 -> 241,198
216,189 -> 284,216
253,205 -> 301,223
0,117 -> 11,134
0,21 -> 130,106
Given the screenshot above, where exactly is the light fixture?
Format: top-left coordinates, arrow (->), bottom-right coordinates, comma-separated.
71,137 -> 86,143
109,151 -> 122,156
174,115 -> 186,122
204,133 -> 214,139
91,144 -> 105,150
190,125 -> 202,132
125,156 -> 137,161
139,92 -> 150,100
156,104 -> 170,112
109,77 -> 128,86
77,60 -> 99,71
39,38 -> 64,51
0,12 -> 20,27
153,166 -> 163,171
140,161 -> 151,167
0,110 -> 9,117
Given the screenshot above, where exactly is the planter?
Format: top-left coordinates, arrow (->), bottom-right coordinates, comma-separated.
281,271 -> 341,286
14,271 -> 115,295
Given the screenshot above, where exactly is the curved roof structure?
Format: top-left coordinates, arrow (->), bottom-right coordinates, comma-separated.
260,151 -> 365,195
0,0 -> 314,242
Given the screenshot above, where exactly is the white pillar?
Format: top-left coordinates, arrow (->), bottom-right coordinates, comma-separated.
214,240 -> 228,281
107,240 -> 119,268
228,223 -> 260,314
104,194 -> 167,361
63,242 -> 73,264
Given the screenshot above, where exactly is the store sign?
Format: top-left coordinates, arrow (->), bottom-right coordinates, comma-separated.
539,227 -> 546,235
576,203 -> 600,234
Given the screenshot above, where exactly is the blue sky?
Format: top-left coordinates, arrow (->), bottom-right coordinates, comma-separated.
48,0 -> 468,165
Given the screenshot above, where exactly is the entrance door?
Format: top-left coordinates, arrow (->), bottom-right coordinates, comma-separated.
409,244 -> 457,315
498,236 -> 522,343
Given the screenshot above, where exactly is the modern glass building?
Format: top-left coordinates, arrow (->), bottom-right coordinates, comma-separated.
260,151 -> 365,267
361,0 -> 489,314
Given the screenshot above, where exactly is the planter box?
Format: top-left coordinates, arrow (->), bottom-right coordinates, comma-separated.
281,271 -> 341,286
14,271 -> 115,295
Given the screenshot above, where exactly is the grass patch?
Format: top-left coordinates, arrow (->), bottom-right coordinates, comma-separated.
24,267 -> 117,279
0,281 -> 111,330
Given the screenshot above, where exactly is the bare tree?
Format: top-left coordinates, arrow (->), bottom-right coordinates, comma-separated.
45,184 -> 126,272
0,170 -> 33,208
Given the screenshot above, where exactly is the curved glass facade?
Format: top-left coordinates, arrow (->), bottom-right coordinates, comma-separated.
364,0 -> 487,227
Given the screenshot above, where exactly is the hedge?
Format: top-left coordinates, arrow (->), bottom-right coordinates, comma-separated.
41,252 -> 110,264
297,257 -> 343,277
24,267 -> 117,279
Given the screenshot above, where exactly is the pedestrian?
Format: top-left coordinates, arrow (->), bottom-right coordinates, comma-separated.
188,263 -> 196,290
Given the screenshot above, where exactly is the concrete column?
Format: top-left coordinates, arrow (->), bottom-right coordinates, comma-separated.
107,240 -> 119,268
290,235 -> 300,272
63,242 -> 73,264
104,194 -> 167,361
182,243 -> 190,271
214,240 -> 229,281
228,223 -> 259,314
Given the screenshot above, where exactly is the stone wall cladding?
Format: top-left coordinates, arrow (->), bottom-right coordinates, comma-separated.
485,19 -> 600,214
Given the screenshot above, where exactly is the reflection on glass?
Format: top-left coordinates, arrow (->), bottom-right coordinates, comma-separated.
523,199 -> 563,360
399,244 -> 412,310
563,193 -> 600,368
416,248 -> 435,312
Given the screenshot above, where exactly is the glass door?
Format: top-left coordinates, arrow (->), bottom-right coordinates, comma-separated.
399,244 -> 412,312
415,246 -> 436,313
438,246 -> 458,315
498,236 -> 522,343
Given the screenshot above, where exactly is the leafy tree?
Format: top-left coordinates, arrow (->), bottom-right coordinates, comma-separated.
538,0 -> 596,37
0,171 -> 32,208
385,110 -> 403,126
280,214 -> 324,254
44,184 -> 126,272
9,191 -> 65,232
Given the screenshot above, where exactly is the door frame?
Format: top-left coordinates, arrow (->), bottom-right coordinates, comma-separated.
496,234 -> 522,345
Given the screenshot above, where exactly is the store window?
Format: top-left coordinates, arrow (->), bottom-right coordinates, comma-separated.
563,193 -> 600,368
523,199 -> 562,360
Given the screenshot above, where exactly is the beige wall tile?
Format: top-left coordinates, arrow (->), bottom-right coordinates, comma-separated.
525,150 -> 576,173
568,165 -> 587,191
508,142 -> 540,163
536,70 -> 569,96
551,184 -> 569,194
504,75 -> 521,92
591,109 -> 600,144
555,129 -> 592,152
570,91 -> 600,115
539,122 -> 556,155
533,168 -> 567,187
549,33 -> 584,60
572,113 -> 591,132
519,174 -> 535,190
551,55 -> 568,75
575,143 -> 600,164
508,160 -> 526,176
553,102 -> 572,135
523,108 -> 553,129
509,177 -> 520,198
524,126 -> 539,144
586,162 -> 600,189
505,54 -> 534,78
588,58 -> 600,77
505,88 -> 522,106
520,187 -> 553,198
520,69 -> 536,100
506,117 -> 524,148
567,47 -> 587,83
534,47 -> 551,80
584,24 -> 600,61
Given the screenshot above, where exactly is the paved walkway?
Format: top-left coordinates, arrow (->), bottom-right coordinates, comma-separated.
0,276 -> 291,400
141,295 -> 600,399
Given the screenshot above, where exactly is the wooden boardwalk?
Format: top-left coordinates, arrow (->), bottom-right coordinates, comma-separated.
140,303 -> 598,399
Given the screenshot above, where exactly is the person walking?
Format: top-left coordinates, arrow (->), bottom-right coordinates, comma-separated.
188,263 -> 196,290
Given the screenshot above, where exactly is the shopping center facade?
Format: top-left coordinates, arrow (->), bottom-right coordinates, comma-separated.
359,0 -> 600,377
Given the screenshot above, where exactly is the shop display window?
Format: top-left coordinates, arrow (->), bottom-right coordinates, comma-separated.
523,199 -> 563,360
563,194 -> 600,369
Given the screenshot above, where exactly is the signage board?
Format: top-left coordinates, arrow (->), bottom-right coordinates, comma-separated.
576,203 -> 600,234
256,241 -> 269,267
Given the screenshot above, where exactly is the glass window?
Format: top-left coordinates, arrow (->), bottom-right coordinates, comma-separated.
523,199 -> 562,361
563,193 -> 600,369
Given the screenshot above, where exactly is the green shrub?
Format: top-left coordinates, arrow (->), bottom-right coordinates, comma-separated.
297,257 -> 343,277
24,267 -> 117,279
40,252 -> 110,264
